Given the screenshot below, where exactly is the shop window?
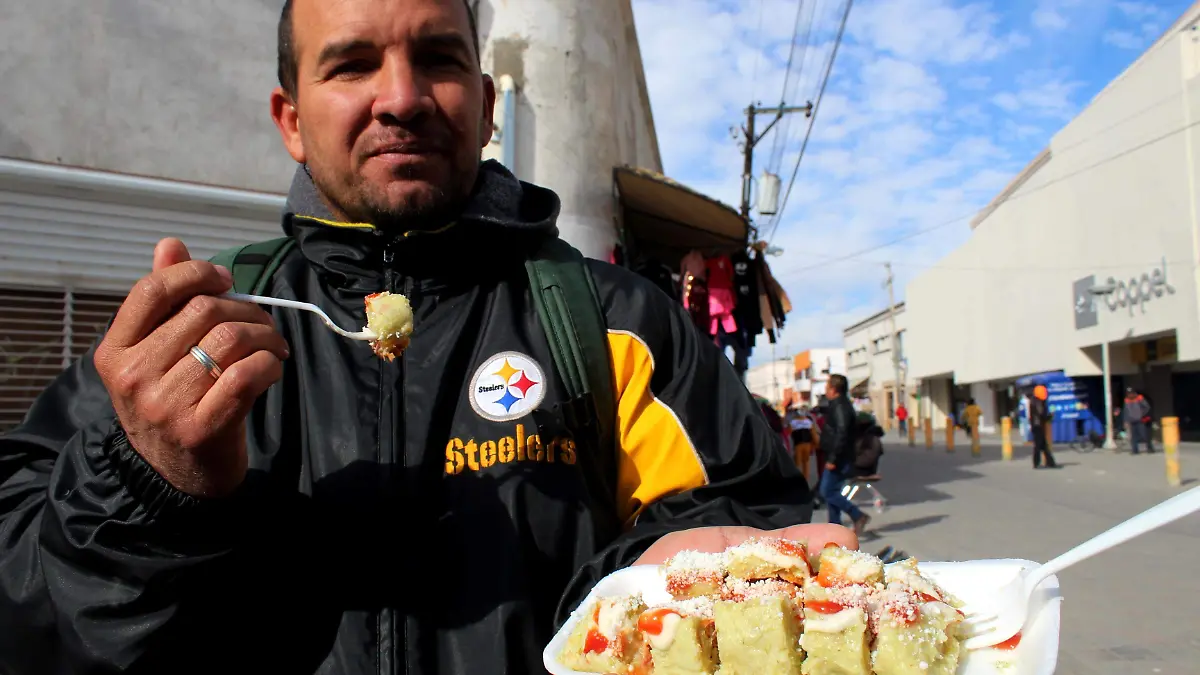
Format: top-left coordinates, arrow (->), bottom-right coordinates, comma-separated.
0,287 -> 123,433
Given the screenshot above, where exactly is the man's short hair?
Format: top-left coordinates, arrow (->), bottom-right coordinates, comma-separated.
828,374 -> 848,396
277,0 -> 481,97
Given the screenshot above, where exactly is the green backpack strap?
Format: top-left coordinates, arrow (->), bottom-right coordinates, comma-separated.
209,237 -> 296,295
525,237 -> 616,454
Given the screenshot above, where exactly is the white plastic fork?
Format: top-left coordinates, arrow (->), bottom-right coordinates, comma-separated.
224,292 -> 377,341
962,484 -> 1200,650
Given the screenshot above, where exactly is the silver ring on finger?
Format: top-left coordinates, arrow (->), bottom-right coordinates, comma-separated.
189,345 -> 224,380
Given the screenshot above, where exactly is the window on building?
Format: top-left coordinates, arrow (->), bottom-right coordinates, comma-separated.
0,287 -> 124,433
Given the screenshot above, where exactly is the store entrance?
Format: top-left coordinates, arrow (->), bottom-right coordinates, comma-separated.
1172,372 -> 1200,440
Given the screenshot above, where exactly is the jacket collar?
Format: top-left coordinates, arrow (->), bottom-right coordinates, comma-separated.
281,160 -> 561,292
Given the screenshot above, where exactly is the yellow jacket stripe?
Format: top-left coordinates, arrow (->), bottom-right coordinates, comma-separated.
607,329 -> 709,527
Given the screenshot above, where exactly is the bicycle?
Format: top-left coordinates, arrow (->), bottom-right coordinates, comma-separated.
1066,420 -> 1100,453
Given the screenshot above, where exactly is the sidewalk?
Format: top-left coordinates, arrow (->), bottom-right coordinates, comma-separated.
814,439 -> 1199,675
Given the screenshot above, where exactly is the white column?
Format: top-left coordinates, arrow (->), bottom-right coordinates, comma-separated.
479,0 -> 661,260
1102,340 -> 1116,449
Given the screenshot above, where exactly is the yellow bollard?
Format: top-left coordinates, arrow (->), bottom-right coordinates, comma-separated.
1001,417 -> 1012,461
946,418 -> 955,452
908,420 -> 916,447
1163,416 -> 1182,487
970,421 -> 981,456
924,419 -> 933,450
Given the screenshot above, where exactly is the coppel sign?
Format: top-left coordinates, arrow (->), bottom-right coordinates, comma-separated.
1099,257 -> 1175,316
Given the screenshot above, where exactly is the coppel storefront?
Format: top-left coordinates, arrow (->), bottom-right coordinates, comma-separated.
1065,256 -> 1200,441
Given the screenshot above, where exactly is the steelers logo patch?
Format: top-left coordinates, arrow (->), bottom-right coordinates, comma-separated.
468,351 -> 547,422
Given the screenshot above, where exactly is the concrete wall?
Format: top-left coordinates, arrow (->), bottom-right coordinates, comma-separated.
477,0 -> 662,259
745,360 -> 797,406
907,13 -> 1200,385
0,0 -> 295,193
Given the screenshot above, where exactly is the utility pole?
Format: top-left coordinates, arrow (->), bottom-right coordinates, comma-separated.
884,263 -> 904,416
738,102 -> 813,221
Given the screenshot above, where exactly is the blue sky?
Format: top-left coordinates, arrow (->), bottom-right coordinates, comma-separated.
630,0 -> 1193,362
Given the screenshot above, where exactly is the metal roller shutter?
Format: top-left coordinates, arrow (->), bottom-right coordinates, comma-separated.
0,287 -> 124,432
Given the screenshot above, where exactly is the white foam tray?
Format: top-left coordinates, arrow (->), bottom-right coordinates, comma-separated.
545,558 -> 1061,675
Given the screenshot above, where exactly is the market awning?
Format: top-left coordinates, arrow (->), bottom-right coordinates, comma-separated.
613,166 -> 748,265
850,377 -> 870,397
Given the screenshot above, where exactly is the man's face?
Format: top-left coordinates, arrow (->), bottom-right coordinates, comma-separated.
271,0 -> 495,228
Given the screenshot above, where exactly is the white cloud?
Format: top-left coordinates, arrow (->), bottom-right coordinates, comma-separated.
1032,8 -> 1068,31
1113,1 -> 1171,22
849,0 -> 1030,65
1102,29 -> 1145,50
1101,1 -> 1176,49
990,70 -> 1085,119
959,75 -> 992,91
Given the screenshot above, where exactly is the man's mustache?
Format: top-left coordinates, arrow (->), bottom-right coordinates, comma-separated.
361,127 -> 452,157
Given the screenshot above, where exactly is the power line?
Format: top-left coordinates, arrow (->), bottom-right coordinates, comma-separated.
788,114 -> 1200,274
764,0 -> 854,244
768,0 -> 821,173
749,0 -> 767,99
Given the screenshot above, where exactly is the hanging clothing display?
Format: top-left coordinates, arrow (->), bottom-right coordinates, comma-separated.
705,254 -> 737,337
731,250 -> 763,345
681,256 -> 710,333
756,255 -> 791,342
633,257 -> 679,302
616,242 -> 791,372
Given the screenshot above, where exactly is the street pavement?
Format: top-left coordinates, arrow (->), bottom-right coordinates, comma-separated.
814,432 -> 1200,675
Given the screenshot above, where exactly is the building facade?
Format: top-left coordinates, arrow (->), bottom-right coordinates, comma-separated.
906,3 -> 1200,438
0,0 -> 666,432
792,348 -> 846,405
843,303 -> 920,429
745,359 -> 798,409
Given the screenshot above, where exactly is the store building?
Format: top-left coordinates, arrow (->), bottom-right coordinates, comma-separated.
906,2 -> 1200,440
793,348 -> 846,405
843,303 -> 919,429
745,359 -> 799,409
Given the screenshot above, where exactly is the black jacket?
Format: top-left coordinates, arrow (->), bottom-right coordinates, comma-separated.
0,161 -> 812,675
1029,398 -> 1050,426
819,396 -> 858,472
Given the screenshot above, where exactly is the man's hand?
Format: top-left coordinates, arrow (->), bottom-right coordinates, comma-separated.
633,524 -> 858,566
825,462 -> 836,471
93,238 -> 290,497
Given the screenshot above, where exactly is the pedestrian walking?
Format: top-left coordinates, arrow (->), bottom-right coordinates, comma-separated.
818,375 -> 871,534
896,403 -> 908,438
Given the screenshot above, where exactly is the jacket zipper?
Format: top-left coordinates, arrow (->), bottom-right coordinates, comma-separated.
379,239 -> 402,675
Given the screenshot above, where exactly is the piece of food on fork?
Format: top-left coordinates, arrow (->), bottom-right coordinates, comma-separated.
363,291 -> 413,361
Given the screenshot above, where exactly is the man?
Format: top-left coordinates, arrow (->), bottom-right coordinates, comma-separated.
1029,385 -> 1058,469
817,374 -> 870,534
1123,387 -> 1154,454
0,1 -> 854,673
895,402 -> 908,438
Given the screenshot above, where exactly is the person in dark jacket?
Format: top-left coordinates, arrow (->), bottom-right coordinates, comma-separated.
1030,385 -> 1059,469
0,1 -> 856,674
817,375 -> 871,534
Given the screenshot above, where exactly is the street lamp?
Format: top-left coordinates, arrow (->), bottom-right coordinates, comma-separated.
1087,285 -> 1117,450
